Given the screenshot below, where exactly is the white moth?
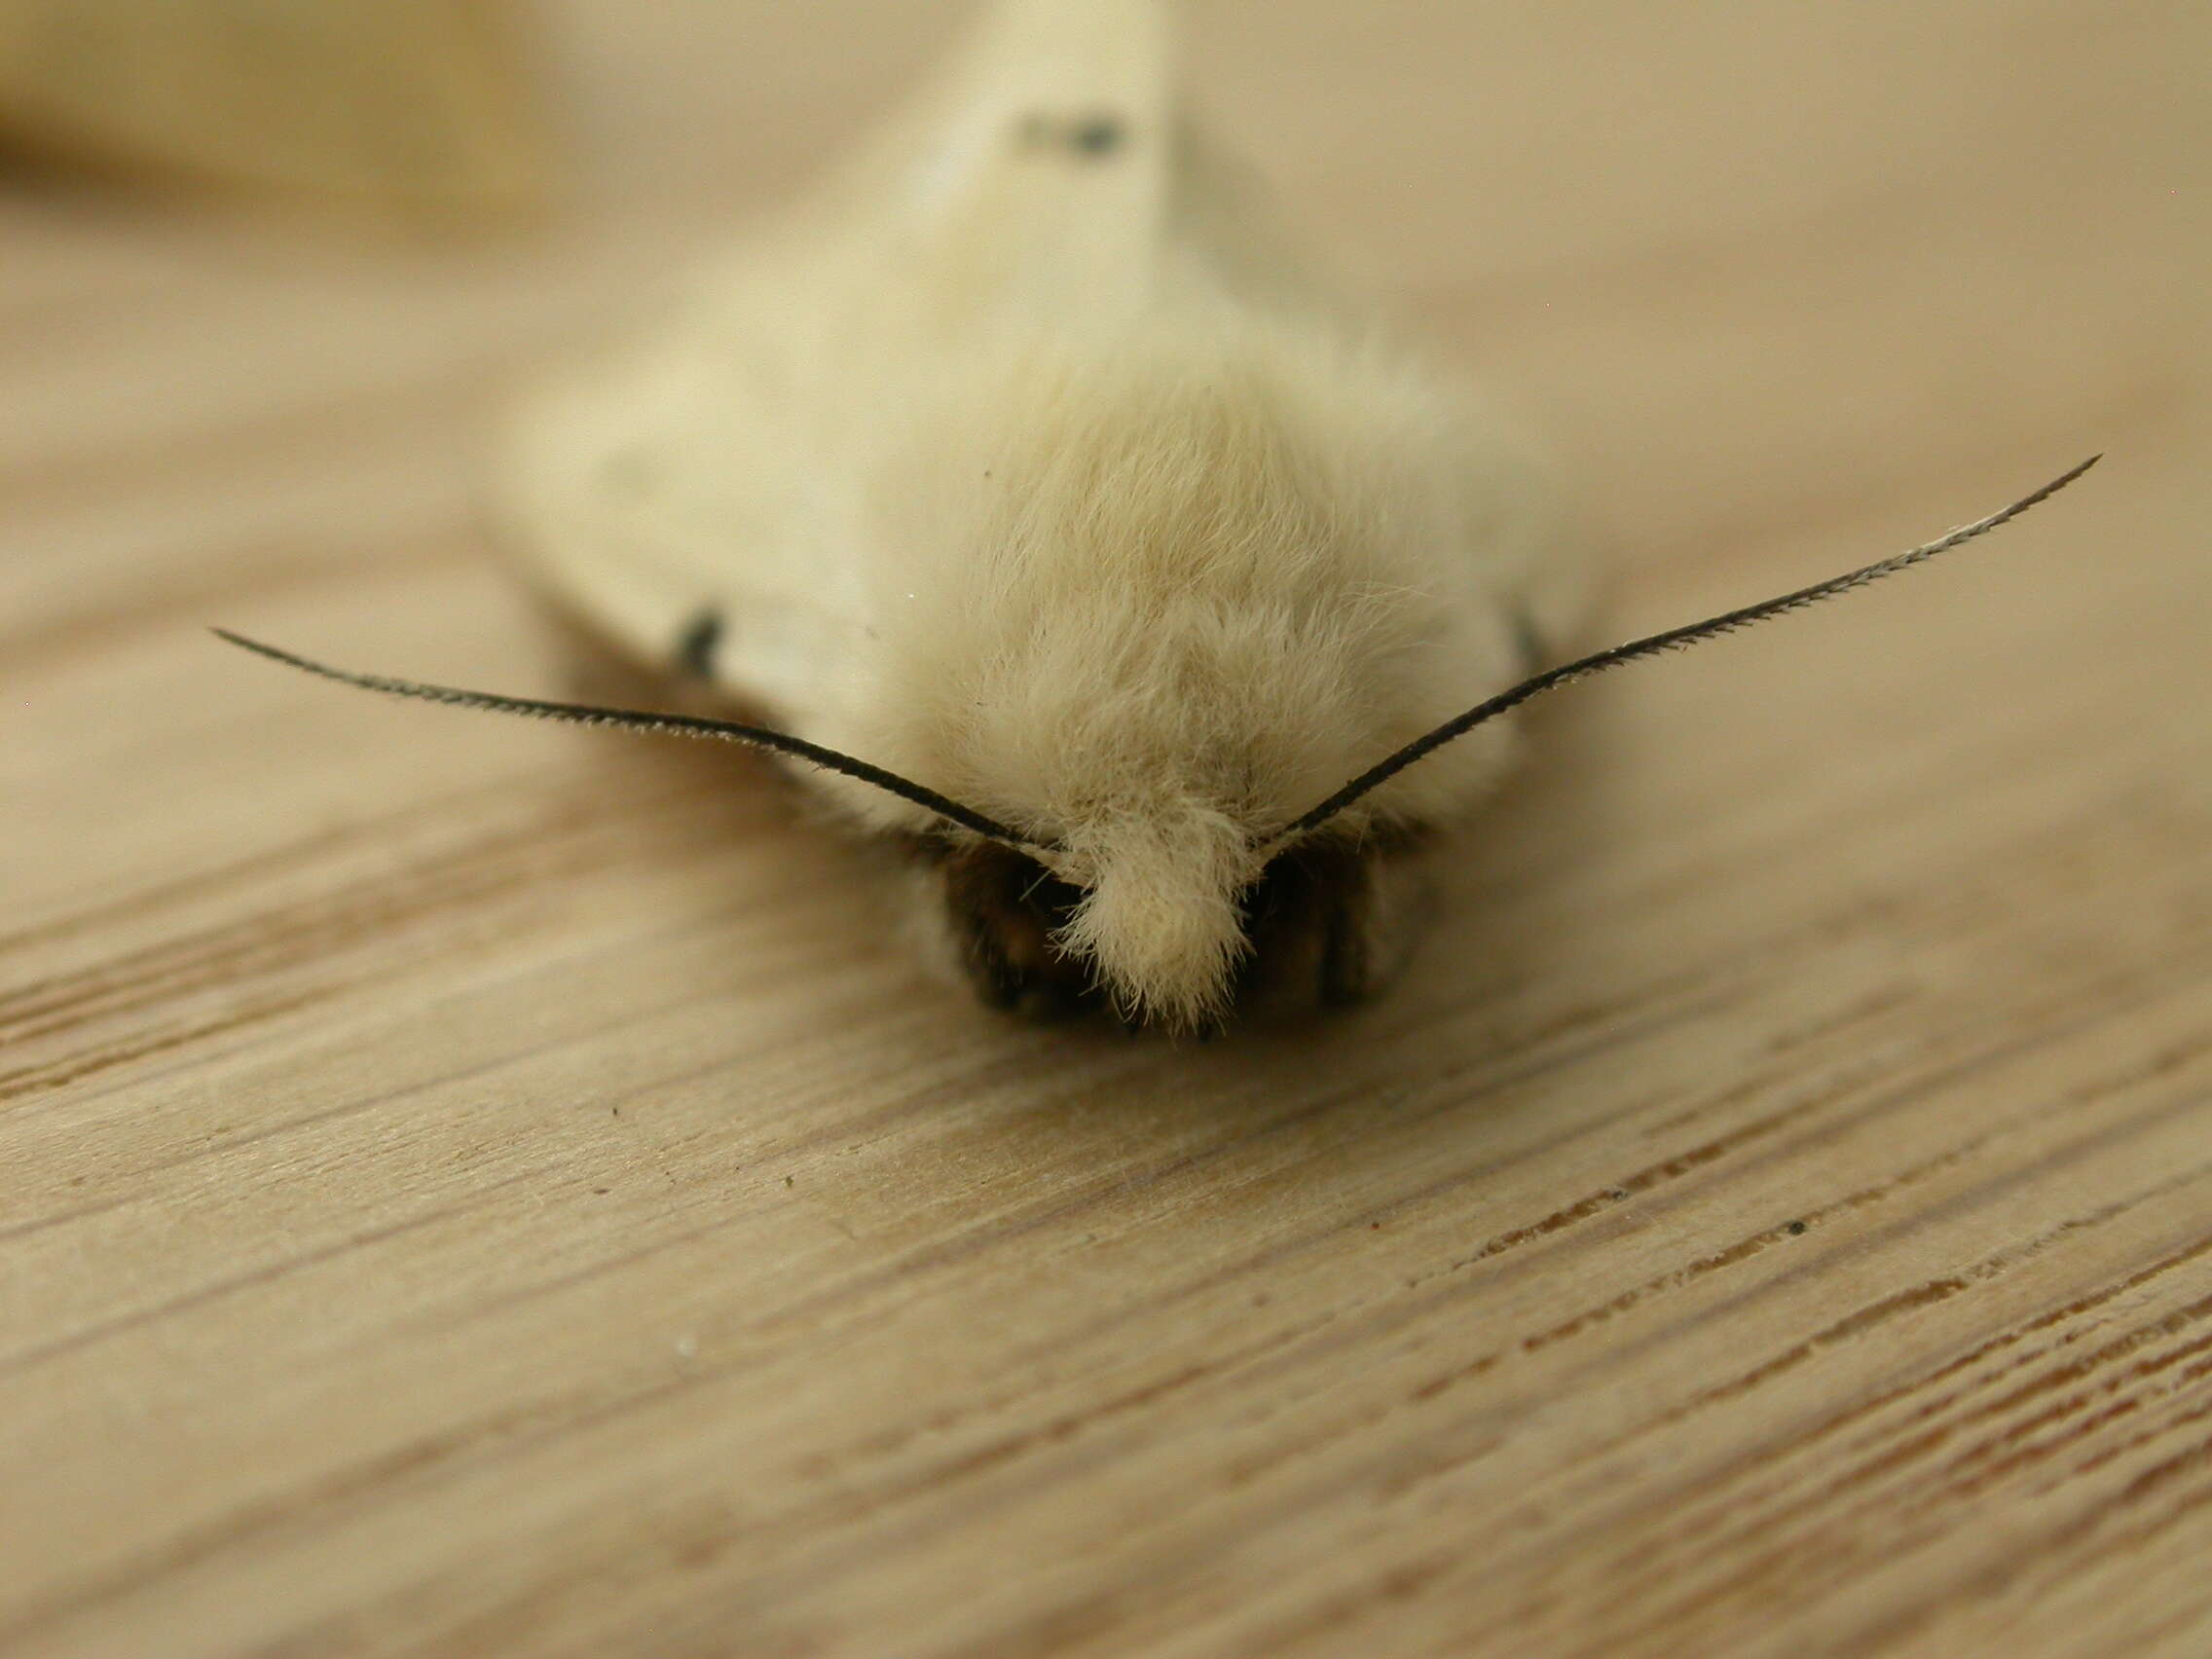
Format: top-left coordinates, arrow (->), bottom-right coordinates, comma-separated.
222,0 -> 2096,1031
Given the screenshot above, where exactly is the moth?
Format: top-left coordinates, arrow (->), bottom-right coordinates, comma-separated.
221,0 -> 2096,1031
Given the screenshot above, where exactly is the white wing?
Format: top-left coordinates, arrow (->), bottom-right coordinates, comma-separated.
496,0 -> 1350,722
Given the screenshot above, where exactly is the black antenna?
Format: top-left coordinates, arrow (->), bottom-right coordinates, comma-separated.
1274,456 -> 2102,843
212,629 -> 1040,847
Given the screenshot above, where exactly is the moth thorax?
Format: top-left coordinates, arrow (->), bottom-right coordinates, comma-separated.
1054,806 -> 1261,1030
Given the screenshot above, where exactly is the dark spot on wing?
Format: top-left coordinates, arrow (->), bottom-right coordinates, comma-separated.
1071,115 -> 1125,156
674,608 -> 723,681
1014,110 -> 1128,161
1511,606 -> 1550,677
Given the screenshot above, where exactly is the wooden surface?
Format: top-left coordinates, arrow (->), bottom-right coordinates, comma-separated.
5,3 -> 2210,1655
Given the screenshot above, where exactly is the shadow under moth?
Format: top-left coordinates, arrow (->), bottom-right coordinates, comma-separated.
221,0 -> 2097,1032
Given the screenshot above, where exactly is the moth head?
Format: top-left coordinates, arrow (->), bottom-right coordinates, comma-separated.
1044,801 -> 1264,1029
922,812 -> 1396,1032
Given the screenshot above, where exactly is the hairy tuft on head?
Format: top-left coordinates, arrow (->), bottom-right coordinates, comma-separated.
1052,805 -> 1261,1031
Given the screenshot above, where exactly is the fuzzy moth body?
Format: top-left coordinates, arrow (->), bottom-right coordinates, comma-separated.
495,0 -> 1583,1029
220,0 -> 2097,1032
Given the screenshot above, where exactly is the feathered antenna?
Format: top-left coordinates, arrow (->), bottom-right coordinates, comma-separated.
221,457 -> 2099,865
212,629 -> 1039,846
1273,456 -> 2103,843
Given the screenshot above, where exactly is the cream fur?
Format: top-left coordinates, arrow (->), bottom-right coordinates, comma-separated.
801,306 -> 1565,1024
498,0 -> 1586,1027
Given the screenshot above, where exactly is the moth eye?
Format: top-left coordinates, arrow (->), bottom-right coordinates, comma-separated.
674,608 -> 724,680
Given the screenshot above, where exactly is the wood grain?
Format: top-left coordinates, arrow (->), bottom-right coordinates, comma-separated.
4,3 -> 2209,1655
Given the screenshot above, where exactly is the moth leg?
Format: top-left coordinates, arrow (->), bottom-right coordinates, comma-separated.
1237,833 -> 1433,1014
1319,841 -> 1431,1007
924,841 -> 1095,1021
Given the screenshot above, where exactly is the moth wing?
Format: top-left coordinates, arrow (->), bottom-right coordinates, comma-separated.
498,0 -> 1570,731
840,0 -> 1177,314
830,0 -> 1343,326
498,0 -> 1328,721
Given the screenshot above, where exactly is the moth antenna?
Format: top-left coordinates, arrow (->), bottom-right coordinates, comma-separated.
1276,455 -> 2102,843
212,629 -> 1040,847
